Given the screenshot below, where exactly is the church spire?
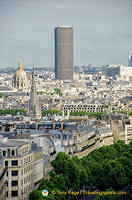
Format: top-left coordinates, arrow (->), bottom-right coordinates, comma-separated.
28,66 -> 42,120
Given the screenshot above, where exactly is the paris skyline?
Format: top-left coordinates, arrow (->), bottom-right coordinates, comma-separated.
0,0 -> 132,68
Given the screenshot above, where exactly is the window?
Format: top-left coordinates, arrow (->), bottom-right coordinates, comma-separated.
12,150 -> 15,156
12,170 -> 18,176
5,161 -> 8,167
12,160 -> 18,166
21,160 -> 23,165
12,181 -> 18,187
11,191 -> 18,197
3,151 -> 6,156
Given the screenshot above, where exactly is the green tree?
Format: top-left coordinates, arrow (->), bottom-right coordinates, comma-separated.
42,110 -> 62,117
101,159 -> 127,191
29,141 -> 132,199
0,109 -> 26,116
51,152 -> 80,190
95,188 -> 121,200
49,171 -> 68,191
0,93 -> 3,98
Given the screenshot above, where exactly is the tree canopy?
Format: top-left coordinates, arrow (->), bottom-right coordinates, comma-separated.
42,110 -> 107,118
0,109 -> 26,116
29,140 -> 132,200
0,93 -> 3,98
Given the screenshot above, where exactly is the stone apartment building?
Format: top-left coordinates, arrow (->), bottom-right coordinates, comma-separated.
0,137 -> 43,200
98,125 -> 113,146
63,103 -> 104,113
111,119 -> 132,144
49,123 -> 100,158
125,124 -> 132,144
72,124 -> 100,158
16,121 -> 101,159
0,158 -> 7,200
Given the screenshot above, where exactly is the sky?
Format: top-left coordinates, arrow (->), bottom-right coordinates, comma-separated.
0,0 -> 132,68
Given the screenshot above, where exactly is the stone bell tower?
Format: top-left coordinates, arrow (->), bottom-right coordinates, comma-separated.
28,67 -> 42,120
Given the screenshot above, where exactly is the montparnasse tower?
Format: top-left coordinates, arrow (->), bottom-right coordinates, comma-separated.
55,26 -> 73,80
28,67 -> 42,120
12,60 -> 28,91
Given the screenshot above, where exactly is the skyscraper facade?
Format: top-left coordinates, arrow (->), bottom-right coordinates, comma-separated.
128,54 -> 132,66
55,26 -> 73,80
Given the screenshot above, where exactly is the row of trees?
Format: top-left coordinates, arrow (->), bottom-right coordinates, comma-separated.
0,93 -> 13,98
0,109 -> 131,118
0,109 -> 26,116
42,110 -> 62,117
37,88 -> 63,97
42,110 -> 107,118
42,110 -> 132,118
29,140 -> 132,200
0,93 -> 3,98
113,111 -> 132,115
70,111 -> 107,117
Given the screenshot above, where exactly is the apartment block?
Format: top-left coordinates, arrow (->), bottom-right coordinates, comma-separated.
0,158 -> 7,200
63,103 -> 104,113
0,137 -> 43,200
125,124 -> 132,144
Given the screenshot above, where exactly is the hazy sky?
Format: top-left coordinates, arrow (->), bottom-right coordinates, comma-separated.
0,0 -> 132,68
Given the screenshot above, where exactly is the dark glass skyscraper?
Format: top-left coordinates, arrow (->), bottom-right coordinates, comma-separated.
128,54 -> 132,66
55,26 -> 73,80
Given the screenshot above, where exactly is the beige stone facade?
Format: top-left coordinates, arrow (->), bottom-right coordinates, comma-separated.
63,103 -> 104,113
72,130 -> 100,158
125,124 -> 132,144
0,160 -> 7,200
61,125 -> 100,158
111,120 -> 125,142
100,132 -> 113,146
0,138 -> 43,200
28,68 -> 42,120
4,143 -> 33,200
33,149 -> 43,189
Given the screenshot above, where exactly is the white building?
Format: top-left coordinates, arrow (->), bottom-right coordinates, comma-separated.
104,64 -> 132,81
63,103 -> 104,113
125,124 -> 132,144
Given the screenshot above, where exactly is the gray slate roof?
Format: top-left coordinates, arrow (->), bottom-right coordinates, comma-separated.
0,139 -> 28,148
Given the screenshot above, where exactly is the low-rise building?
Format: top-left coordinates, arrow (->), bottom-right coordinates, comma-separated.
63,103 -> 104,113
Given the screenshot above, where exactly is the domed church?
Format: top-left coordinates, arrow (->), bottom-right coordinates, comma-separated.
12,60 -> 28,91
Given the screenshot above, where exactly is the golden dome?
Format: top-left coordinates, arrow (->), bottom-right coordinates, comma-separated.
14,60 -> 27,77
